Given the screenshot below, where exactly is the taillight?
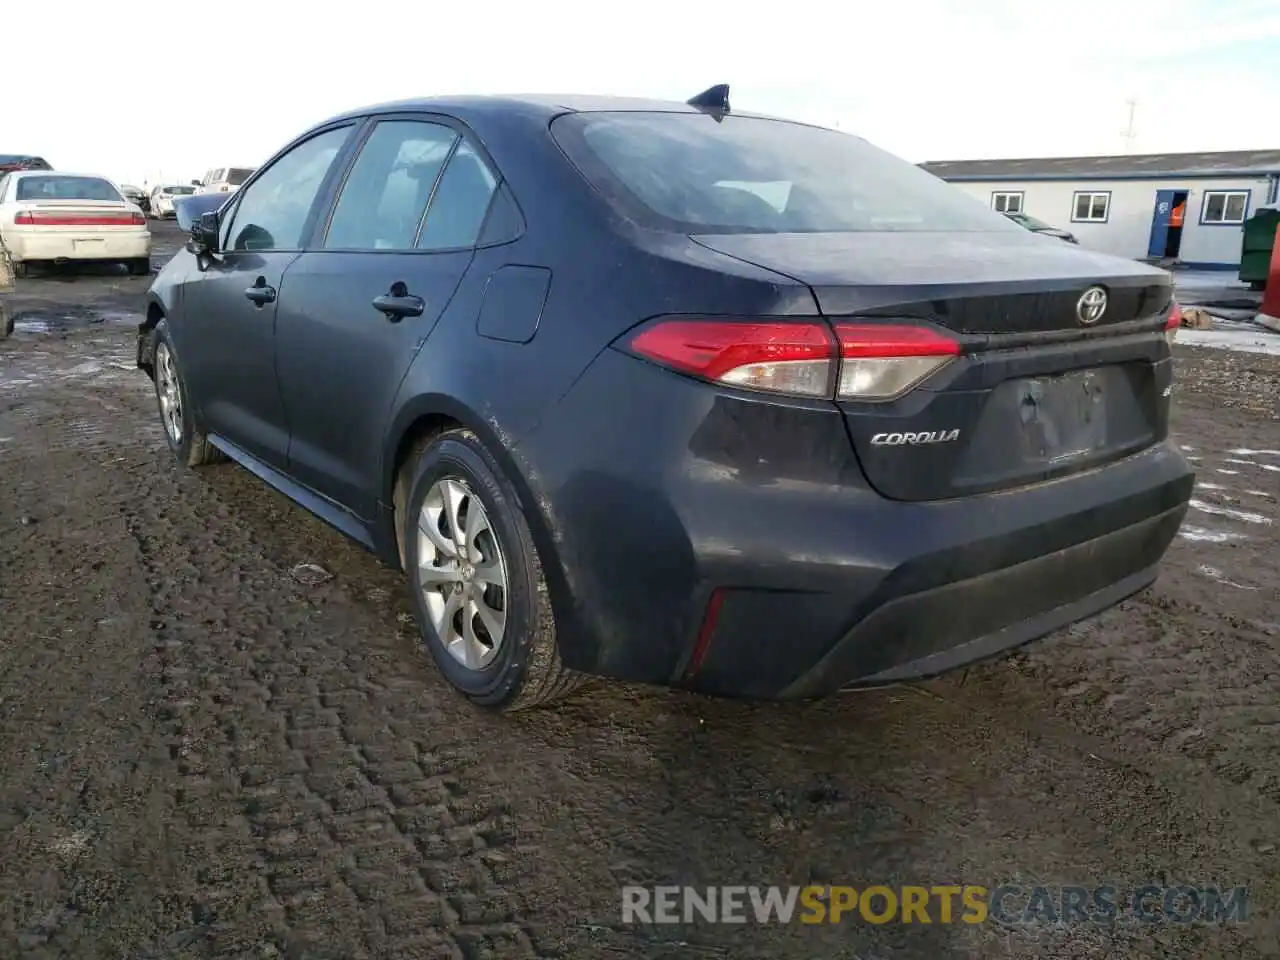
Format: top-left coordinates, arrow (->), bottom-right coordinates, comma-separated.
627,320 -> 835,398
1165,302 -> 1182,347
14,210 -> 145,227
624,318 -> 960,401
834,323 -> 960,401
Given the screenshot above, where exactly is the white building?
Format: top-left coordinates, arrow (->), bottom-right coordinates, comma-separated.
919,150 -> 1280,270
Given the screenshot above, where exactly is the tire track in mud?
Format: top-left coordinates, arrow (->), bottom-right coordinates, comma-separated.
114,451 -> 548,959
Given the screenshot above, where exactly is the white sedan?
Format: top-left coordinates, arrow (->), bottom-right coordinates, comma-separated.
0,171 -> 151,277
148,183 -> 196,219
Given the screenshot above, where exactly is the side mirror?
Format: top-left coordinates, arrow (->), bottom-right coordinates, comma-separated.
191,179 -> 201,186
192,211 -> 221,253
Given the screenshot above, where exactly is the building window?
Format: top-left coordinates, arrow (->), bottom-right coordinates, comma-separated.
1201,190 -> 1249,225
1072,191 -> 1110,223
991,191 -> 1023,214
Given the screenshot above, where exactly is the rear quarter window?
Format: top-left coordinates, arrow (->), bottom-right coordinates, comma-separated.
551,111 -> 1023,235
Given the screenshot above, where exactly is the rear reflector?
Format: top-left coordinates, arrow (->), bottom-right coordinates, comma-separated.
14,210 -> 145,226
625,318 -> 959,401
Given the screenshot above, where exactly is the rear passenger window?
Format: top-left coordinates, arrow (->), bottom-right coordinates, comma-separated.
325,120 -> 458,250
417,141 -> 497,251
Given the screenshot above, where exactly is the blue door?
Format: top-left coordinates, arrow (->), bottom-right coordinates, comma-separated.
1147,190 -> 1178,257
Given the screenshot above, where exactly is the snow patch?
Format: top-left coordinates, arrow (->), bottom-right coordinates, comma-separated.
1196,564 -> 1256,591
1178,525 -> 1247,543
1188,499 -> 1272,525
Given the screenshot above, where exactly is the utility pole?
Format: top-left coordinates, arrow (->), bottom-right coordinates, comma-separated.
1121,99 -> 1138,153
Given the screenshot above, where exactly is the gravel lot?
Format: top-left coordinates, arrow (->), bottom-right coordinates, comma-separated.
1,221 -> 1278,959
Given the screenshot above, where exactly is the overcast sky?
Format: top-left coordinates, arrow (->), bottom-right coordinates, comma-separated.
11,0 -> 1280,187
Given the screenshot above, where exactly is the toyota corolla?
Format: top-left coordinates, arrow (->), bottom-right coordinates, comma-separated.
135,86 -> 1194,711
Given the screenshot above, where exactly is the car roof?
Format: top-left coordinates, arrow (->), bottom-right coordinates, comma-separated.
10,170 -> 112,180
315,92 -> 793,127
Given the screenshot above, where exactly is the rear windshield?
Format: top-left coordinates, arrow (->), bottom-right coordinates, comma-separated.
227,168 -> 254,185
16,175 -> 121,202
163,185 -> 195,195
551,112 -> 1023,235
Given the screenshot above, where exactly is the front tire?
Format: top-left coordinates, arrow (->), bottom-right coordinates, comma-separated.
402,429 -> 581,711
151,323 -> 224,467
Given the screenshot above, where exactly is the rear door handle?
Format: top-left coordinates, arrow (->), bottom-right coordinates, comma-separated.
244,277 -> 276,306
372,283 -> 425,321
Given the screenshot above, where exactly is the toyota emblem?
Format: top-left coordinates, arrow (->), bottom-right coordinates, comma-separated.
1076,286 -> 1108,325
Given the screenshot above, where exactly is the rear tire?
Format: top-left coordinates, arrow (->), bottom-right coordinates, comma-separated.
127,258 -> 151,277
151,322 -> 225,467
401,428 -> 582,711
0,304 -> 11,339
13,261 -> 31,279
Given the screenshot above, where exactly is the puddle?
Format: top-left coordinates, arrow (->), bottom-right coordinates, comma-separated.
10,308 -> 142,334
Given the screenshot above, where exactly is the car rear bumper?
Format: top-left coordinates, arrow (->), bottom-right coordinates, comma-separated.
516,349 -> 1196,700
778,504 -> 1182,697
5,230 -> 151,262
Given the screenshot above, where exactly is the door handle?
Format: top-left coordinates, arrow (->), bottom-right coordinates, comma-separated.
244,277 -> 276,306
372,282 -> 425,321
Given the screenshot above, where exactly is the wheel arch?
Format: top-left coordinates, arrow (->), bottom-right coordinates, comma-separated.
382,393 -> 582,663
136,296 -> 168,379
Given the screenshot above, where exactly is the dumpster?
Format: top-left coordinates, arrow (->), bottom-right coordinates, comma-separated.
1239,204 -> 1279,289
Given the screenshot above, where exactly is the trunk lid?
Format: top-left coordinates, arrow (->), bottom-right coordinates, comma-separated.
692,231 -> 1176,502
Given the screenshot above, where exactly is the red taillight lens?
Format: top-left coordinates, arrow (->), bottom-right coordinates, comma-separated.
14,210 -> 145,227
833,323 -> 959,400
1165,302 -> 1182,346
628,319 -> 836,398
625,318 -> 961,401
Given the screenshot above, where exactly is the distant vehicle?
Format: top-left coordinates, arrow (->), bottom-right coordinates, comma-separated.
1004,211 -> 1079,244
194,167 -> 256,196
149,183 -> 197,219
135,87 -> 1192,712
0,171 -> 151,277
0,154 -> 52,174
120,183 -> 150,214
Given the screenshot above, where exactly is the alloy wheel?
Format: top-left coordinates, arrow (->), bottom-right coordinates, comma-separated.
417,477 -> 509,670
155,342 -> 183,445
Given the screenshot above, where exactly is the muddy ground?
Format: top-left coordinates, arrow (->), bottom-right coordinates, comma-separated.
1,222 -> 1278,959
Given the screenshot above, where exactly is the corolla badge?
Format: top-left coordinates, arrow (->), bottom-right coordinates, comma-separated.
1076,286 -> 1108,325
870,429 -> 960,446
